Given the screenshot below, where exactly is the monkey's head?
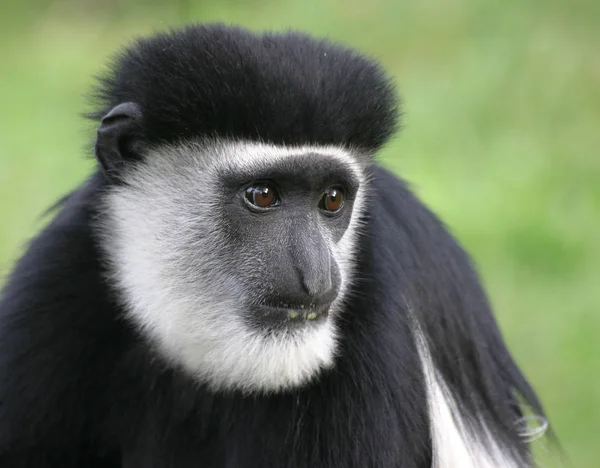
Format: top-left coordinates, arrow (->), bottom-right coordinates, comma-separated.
93,24 -> 398,393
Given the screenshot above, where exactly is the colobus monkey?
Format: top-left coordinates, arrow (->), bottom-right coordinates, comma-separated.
0,24 -> 548,467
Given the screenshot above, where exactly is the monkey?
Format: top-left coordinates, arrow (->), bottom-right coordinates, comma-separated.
0,24 -> 548,467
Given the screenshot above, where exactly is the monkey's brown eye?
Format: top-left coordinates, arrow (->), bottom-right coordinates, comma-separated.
319,187 -> 345,213
245,184 -> 280,209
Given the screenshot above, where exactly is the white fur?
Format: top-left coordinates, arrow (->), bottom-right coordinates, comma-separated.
99,139 -> 368,393
413,328 -> 527,467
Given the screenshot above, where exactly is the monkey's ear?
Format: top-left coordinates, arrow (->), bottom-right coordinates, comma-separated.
95,102 -> 144,183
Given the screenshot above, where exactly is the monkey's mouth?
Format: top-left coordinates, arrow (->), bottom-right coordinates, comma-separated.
251,302 -> 330,329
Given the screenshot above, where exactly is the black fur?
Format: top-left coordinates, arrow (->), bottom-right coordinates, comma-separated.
89,24 -> 399,153
0,24 -> 546,467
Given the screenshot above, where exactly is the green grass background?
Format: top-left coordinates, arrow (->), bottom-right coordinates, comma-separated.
0,0 -> 598,465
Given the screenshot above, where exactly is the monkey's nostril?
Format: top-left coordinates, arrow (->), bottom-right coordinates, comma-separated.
312,288 -> 339,308
299,270 -> 333,298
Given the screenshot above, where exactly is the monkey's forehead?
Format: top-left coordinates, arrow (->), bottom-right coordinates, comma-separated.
89,24 -> 399,154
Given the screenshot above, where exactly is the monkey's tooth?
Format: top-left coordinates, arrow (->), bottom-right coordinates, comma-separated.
307,312 -> 318,320
288,311 -> 299,319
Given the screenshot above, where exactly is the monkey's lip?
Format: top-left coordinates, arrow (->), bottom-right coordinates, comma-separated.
253,303 -> 330,326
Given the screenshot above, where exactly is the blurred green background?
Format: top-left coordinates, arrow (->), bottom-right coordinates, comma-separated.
0,0 -> 598,465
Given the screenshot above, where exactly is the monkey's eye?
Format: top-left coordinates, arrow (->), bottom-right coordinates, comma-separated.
244,184 -> 280,209
319,187 -> 345,213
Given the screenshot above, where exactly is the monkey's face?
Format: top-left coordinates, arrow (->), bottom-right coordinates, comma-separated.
100,139 -> 368,393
